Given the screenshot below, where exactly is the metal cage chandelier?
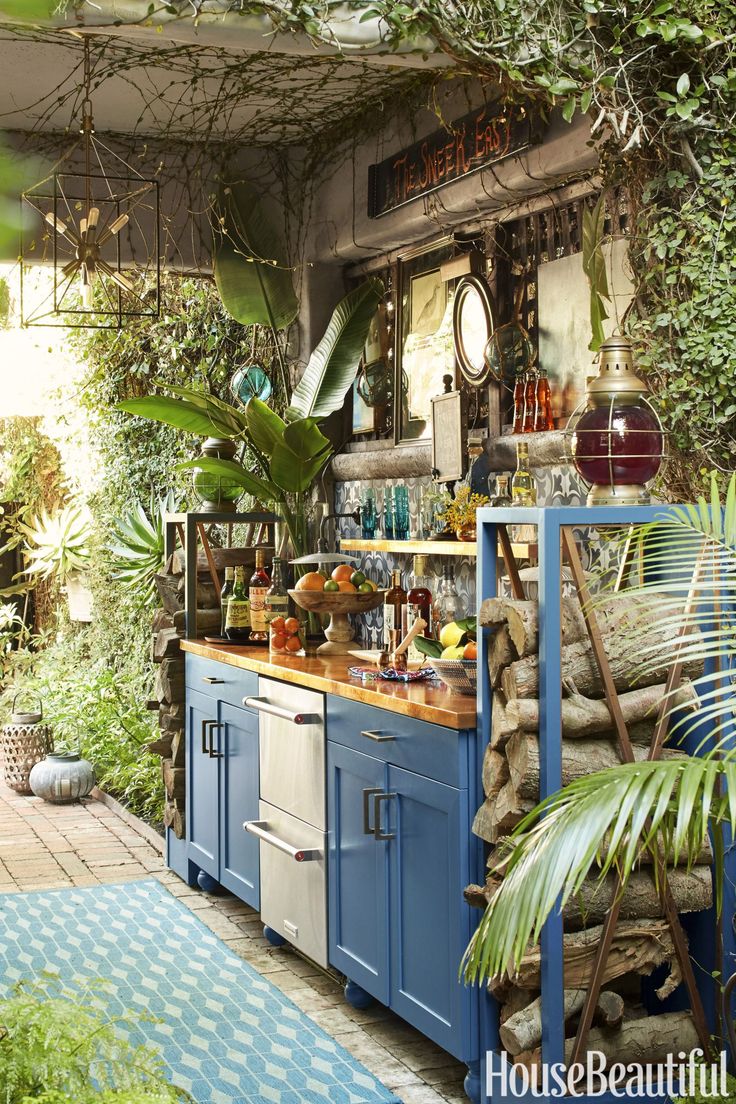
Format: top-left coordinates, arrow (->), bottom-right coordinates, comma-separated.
20,38 -> 160,328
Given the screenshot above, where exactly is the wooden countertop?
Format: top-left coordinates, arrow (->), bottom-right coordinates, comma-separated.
181,640 -> 476,730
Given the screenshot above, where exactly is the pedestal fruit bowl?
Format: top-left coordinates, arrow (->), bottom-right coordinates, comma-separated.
288,589 -> 386,656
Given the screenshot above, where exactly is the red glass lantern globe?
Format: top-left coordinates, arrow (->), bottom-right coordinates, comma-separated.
566,336 -> 664,506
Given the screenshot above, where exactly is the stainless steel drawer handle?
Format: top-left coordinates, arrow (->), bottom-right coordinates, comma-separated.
362,788 -> 382,835
361,729 -> 395,742
373,792 -> 396,841
202,676 -> 225,685
201,718 -> 215,754
243,696 -> 318,726
243,820 -> 321,863
207,721 -> 224,759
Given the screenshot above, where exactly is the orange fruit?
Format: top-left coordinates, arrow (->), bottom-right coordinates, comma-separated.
337,580 -> 357,593
331,564 -> 354,583
463,641 -> 478,661
285,635 -> 302,652
270,617 -> 286,633
295,571 -> 326,591
284,617 -> 300,635
270,633 -> 287,651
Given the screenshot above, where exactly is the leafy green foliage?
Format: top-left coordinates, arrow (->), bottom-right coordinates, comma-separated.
109,492 -> 178,607
15,504 -> 91,585
581,196 -> 610,351
0,974 -> 189,1103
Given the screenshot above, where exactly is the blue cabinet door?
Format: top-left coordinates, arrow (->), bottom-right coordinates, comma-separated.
187,687 -> 220,878
219,701 -> 260,908
327,741 -> 389,1004
386,764 -> 476,1062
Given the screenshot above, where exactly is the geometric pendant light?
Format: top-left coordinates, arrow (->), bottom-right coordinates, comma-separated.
20,38 -> 160,328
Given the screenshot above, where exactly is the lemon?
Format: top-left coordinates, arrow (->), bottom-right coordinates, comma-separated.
439,621 -> 464,649
440,645 -> 465,660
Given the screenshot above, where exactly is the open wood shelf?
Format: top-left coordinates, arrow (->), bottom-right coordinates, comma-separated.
338,537 -> 538,560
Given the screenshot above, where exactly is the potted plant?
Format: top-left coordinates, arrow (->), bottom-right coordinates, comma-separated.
439,485 -> 490,542
16,503 -> 93,621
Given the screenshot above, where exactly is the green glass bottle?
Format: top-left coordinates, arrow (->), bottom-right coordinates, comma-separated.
225,566 -> 250,643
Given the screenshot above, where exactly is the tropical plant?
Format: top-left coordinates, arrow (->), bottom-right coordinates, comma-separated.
108,491 -> 177,606
15,504 -> 91,585
118,277 -> 384,560
462,473 -> 736,984
0,974 -> 190,1103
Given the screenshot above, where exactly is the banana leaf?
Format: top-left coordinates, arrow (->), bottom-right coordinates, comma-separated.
213,181 -> 298,331
177,457 -> 279,503
288,277 -> 384,421
159,384 -> 247,437
245,398 -> 287,458
117,396 -> 238,439
269,417 -> 332,493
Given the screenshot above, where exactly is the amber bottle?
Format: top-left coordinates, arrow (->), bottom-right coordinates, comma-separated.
248,549 -> 271,644
535,366 -> 555,432
523,369 -> 538,433
512,371 -> 525,434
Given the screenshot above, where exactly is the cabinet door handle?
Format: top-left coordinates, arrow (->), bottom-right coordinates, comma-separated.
208,722 -> 224,759
362,788 -> 382,835
373,792 -> 396,841
360,729 -> 395,742
243,696 -> 319,726
201,718 -> 215,754
202,676 -> 225,685
243,820 -> 321,862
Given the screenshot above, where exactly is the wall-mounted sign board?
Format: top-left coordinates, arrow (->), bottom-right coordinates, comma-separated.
368,103 -> 533,219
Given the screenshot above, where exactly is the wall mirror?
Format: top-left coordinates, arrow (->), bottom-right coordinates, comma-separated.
452,274 -> 495,386
394,239 -> 455,445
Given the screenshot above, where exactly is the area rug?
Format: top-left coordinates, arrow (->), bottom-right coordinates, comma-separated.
0,879 -> 401,1104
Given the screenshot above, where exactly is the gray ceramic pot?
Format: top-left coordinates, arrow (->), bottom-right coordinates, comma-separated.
29,751 -> 96,804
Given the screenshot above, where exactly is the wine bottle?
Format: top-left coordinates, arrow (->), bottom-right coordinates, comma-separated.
225,566 -> 250,643
383,568 -> 407,648
219,566 -> 234,638
511,441 -> 537,506
248,549 -> 271,644
401,555 -> 433,663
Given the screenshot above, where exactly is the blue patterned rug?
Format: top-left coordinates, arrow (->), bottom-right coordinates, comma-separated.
0,879 -> 401,1104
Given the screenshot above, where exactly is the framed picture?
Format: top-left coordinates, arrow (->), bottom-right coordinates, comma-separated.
394,239 -> 456,445
351,375 -> 376,435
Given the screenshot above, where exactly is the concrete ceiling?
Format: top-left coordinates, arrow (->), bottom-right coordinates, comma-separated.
0,20 -> 445,147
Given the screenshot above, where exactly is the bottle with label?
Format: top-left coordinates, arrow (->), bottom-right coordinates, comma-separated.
383,568 -> 407,648
432,566 -> 462,635
265,557 -> 289,629
511,441 -> 537,506
490,474 -> 513,506
535,366 -> 555,432
512,370 -> 525,434
523,369 -> 538,433
248,549 -> 271,644
225,566 -> 250,642
219,566 -> 234,638
401,555 -> 433,663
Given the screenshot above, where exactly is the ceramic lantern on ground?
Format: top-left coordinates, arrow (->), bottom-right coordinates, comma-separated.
566,335 -> 664,505
29,751 -> 96,804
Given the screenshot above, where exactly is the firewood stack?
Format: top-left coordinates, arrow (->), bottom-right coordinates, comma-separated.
466,593 -> 713,1070
147,551 -> 222,838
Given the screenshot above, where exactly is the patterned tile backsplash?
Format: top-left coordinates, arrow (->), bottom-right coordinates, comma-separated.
333,463 -> 587,646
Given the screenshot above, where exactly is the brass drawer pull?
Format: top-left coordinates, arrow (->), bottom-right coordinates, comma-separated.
202,676 -> 225,685
361,729 -> 395,742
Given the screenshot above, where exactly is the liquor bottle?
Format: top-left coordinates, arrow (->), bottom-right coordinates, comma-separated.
248,549 -> 271,644
535,366 -> 555,432
265,557 -> 289,628
511,441 -> 537,506
523,369 -> 538,433
383,568 -> 407,648
490,474 -> 512,506
432,566 -> 462,635
219,566 -> 234,638
401,555 -> 433,663
512,370 -> 525,434
224,566 -> 250,642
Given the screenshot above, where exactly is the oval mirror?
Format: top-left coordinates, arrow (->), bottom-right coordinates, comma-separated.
453,274 -> 495,387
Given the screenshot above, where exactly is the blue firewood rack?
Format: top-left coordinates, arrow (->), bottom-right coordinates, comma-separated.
476,504 -> 733,1103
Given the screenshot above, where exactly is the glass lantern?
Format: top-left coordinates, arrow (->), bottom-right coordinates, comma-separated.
192,437 -> 242,513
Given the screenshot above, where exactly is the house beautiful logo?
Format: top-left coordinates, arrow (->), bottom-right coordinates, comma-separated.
486,1049 -> 729,1099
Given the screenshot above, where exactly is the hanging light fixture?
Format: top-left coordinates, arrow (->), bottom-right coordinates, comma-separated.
20,37 -> 160,328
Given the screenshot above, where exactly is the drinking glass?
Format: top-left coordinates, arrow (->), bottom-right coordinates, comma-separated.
360,488 -> 377,539
383,488 -> 394,540
393,485 -> 410,540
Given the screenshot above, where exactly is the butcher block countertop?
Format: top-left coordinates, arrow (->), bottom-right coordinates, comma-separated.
181,640 -> 476,730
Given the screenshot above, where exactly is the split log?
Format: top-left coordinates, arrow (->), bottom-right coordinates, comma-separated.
537,1010 -> 699,1069
482,747 -> 509,800
163,798 -> 184,839
170,729 -> 185,768
506,919 -> 681,994
154,573 -> 184,615
491,693 -> 517,749
500,989 -> 625,1056
500,987 -> 536,1026
475,779 -> 535,843
173,608 -> 221,633
489,626 -> 515,688
162,758 -> 185,803
159,702 -> 185,732
153,627 -> 182,663
506,732 -> 685,802
506,682 -> 698,738
151,608 -> 174,634
154,657 -> 185,705
146,734 -> 173,759
482,867 -> 712,929
502,635 -> 702,700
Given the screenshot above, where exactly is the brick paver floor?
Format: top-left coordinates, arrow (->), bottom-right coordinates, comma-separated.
0,781 -> 467,1104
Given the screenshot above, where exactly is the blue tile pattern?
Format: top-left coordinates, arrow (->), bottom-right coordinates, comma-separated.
0,880 -> 401,1104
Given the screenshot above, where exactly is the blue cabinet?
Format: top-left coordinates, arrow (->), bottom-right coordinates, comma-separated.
326,697 -> 480,1067
185,657 -> 260,908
